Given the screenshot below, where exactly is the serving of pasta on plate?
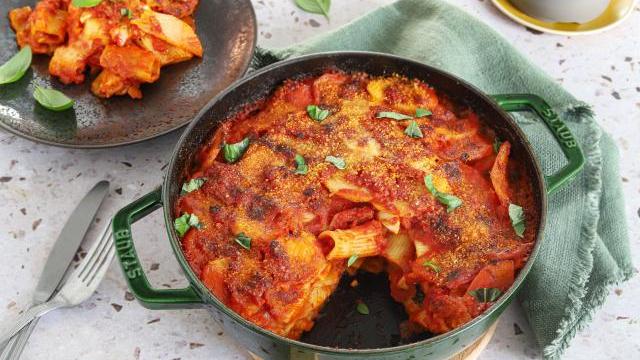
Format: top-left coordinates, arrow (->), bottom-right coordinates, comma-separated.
174,70 -> 539,340
8,0 -> 203,99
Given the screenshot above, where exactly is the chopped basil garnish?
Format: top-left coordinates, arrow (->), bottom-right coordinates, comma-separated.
294,154 -> 308,175
376,111 -> 413,120
468,287 -> 502,303
404,120 -> 423,138
72,0 -> 103,7
33,86 -> 74,111
234,232 -> 251,250
493,137 -> 503,154
325,155 -> 346,170
174,214 -> 190,237
415,108 -> 432,117
424,175 -> 462,213
189,214 -> 201,227
174,213 -> 201,237
120,7 -> 132,18
422,259 -> 441,273
307,105 -> 330,122
356,302 -> 369,315
294,0 -> 331,19
181,178 -> 206,194
508,203 -> 526,238
223,137 -> 250,163
347,254 -> 359,267
0,46 -> 31,85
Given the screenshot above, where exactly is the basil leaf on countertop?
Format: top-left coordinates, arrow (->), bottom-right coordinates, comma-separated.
307,105 -> 330,122
294,154 -> 308,175
325,155 -> 346,170
347,254 -> 359,267
174,213 -> 201,237
33,86 -> 74,111
295,0 -> 331,19
181,178 -> 206,194
223,137 -> 250,163
468,287 -> 502,303
72,0 -> 103,8
415,108 -> 432,117
376,111 -> 413,121
509,203 -> 526,238
234,232 -> 251,250
422,259 -> 441,273
404,120 -> 423,139
0,46 -> 31,85
424,174 -> 462,213
356,302 -> 370,315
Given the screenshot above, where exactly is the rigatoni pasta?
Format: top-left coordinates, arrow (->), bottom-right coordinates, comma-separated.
7,0 -> 202,99
319,221 -> 385,260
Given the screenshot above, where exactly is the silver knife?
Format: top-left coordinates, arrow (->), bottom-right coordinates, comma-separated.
0,180 -> 110,359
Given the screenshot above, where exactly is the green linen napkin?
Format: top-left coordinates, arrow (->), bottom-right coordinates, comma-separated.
252,0 -> 634,358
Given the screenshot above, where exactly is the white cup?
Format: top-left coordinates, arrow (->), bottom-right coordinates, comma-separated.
510,0 -> 611,23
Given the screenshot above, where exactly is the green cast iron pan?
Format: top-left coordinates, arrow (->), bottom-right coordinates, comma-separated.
112,52 -> 584,359
0,0 -> 256,148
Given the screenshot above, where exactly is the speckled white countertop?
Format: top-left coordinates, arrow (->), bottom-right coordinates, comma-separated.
1,1 -> 638,359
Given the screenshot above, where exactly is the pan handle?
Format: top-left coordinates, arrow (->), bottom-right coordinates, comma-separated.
112,188 -> 204,309
491,94 -> 585,194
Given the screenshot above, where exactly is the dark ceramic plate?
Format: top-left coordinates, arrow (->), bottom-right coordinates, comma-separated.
0,0 -> 256,148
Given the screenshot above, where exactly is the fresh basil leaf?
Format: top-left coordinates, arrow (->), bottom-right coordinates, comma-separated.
174,213 -> 200,237
415,108 -> 432,117
174,214 -> 190,237
181,178 -> 206,194
120,7 -> 132,18
404,120 -> 423,138
33,86 -> 74,111
493,137 -> 503,154
188,214 -> 202,229
468,287 -> 502,303
508,203 -> 526,238
72,0 -> 103,8
422,259 -> 440,273
295,0 -> 331,19
223,137 -> 250,163
356,302 -> 369,315
439,193 -> 462,213
424,174 -> 462,213
294,154 -> 308,175
234,232 -> 251,250
325,155 -> 346,170
0,46 -> 31,85
307,105 -> 330,122
347,254 -> 359,267
376,111 -> 413,121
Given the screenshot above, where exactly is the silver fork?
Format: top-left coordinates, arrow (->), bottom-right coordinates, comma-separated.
0,223 -> 115,345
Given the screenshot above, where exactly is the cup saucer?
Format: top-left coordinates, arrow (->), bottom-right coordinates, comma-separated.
491,0 -> 636,35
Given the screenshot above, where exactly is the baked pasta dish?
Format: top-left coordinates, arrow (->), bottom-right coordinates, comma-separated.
8,0 -> 202,98
174,71 -> 538,340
